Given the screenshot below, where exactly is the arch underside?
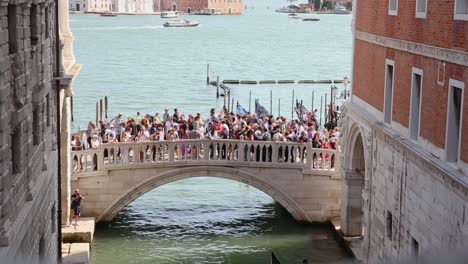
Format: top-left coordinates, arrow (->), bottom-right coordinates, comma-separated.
99,166 -> 310,223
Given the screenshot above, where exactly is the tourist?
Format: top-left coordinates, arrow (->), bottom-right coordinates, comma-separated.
70,189 -> 85,226
163,107 -> 170,123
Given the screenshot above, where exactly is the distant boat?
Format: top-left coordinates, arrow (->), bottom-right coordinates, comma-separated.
303,18 -> 320,21
333,3 -> 350,14
100,12 -> 117,17
163,20 -> 200,27
288,13 -> 297,16
161,11 -> 179,18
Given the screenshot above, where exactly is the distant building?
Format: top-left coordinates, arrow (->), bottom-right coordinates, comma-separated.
340,0 -> 468,262
111,0 -> 155,13
160,0 -> 243,14
69,0 -> 113,12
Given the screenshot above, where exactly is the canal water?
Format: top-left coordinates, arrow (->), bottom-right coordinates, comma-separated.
70,1 -> 353,263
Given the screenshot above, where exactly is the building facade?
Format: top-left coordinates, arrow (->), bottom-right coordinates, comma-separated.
111,0 -> 154,14
69,0 -> 113,13
0,0 -> 79,261
340,0 -> 468,262
160,0 -> 243,14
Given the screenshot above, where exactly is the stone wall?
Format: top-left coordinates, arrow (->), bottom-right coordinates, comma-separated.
0,0 -> 59,260
340,101 -> 468,262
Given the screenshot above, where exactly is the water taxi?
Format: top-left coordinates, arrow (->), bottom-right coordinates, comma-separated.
163,20 -> 200,28
161,11 -> 179,18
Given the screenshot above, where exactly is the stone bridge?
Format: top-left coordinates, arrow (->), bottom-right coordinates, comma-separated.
70,139 -> 342,223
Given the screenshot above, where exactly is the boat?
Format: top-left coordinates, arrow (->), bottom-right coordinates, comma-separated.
303,18 -> 320,21
161,11 -> 179,18
100,12 -> 117,17
288,13 -> 297,16
163,20 -> 200,27
333,3 -> 350,14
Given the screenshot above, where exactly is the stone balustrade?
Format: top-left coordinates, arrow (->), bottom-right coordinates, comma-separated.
71,139 -> 339,176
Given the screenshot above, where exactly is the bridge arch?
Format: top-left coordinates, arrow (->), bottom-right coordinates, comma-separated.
99,166 -> 311,222
340,122 -> 367,237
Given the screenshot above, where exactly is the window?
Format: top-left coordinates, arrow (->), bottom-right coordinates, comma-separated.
386,211 -> 393,240
11,126 -> 22,174
445,79 -> 464,164
45,6 -> 50,39
389,0 -> 398,15
454,0 -> 468,20
33,107 -> 41,145
411,237 -> 419,256
416,0 -> 427,18
384,59 -> 395,124
409,68 -> 423,140
46,94 -> 51,127
30,4 -> 39,46
8,4 -> 17,54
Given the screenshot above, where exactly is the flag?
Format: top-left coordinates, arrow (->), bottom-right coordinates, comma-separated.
236,102 -> 248,116
294,99 -> 309,119
255,99 -> 269,118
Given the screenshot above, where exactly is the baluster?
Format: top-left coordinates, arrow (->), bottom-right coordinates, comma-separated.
306,143 -> 312,168
168,142 -> 175,161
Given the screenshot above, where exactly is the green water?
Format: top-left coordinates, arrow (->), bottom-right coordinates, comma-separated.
70,2 -> 353,263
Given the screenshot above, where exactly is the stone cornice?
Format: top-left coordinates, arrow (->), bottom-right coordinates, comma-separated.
354,30 -> 468,66
346,101 -> 468,199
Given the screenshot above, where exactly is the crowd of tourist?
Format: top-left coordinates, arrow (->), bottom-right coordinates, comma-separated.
71,106 -> 340,152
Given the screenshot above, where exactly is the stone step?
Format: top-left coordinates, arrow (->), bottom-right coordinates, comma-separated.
62,243 -> 90,264
62,217 -> 95,243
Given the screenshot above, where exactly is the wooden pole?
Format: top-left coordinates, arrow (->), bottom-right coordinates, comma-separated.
231,98 -> 234,113
278,98 -> 281,117
227,91 -> 231,113
99,99 -> 103,122
223,89 -> 227,110
207,64 -> 210,84
300,100 -> 303,121
324,93 -> 328,125
270,90 -> 272,115
216,76 -> 220,99
312,91 -> 314,113
104,96 -> 108,119
320,96 -> 323,127
70,96 -> 74,122
249,90 -> 252,112
95,101 -> 98,125
291,89 -> 294,119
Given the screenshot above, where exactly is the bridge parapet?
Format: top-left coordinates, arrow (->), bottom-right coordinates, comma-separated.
71,139 -> 340,177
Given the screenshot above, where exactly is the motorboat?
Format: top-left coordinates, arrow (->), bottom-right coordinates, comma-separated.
333,3 -> 350,14
100,12 -> 117,17
288,13 -> 298,16
161,11 -> 179,18
303,18 -> 320,21
163,20 -> 200,27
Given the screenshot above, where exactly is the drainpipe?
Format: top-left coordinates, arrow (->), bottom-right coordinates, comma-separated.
54,0 -> 62,261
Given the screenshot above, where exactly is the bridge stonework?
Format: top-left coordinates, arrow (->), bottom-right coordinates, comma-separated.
70,139 -> 342,223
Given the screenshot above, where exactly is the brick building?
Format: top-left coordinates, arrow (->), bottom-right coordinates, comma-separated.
160,0 -> 243,14
339,0 -> 468,262
0,0 -> 78,261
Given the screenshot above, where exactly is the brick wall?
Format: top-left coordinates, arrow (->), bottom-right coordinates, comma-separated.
355,0 -> 467,52
0,0 -> 59,259
353,40 -> 468,163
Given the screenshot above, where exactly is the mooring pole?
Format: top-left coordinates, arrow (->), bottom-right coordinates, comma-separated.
312,91 -> 314,113
320,96 -> 323,127
278,98 -> 281,116
70,96 -> 74,122
291,89 -> 294,119
96,101 -> 98,125
105,96 -> 108,119
223,90 -> 227,110
216,76 -> 220,99
227,91 -> 231,112
99,98 -> 103,121
249,90 -> 252,112
300,100 -> 303,121
207,64 -> 210,84
324,93 -> 328,125
270,90 -> 273,114
231,98 -> 234,113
